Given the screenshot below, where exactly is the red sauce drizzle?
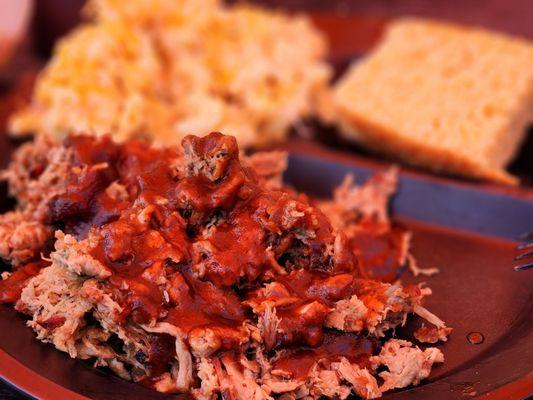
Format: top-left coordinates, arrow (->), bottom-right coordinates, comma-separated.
0,260 -> 49,303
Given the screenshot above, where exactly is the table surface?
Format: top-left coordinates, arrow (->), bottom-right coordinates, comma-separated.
0,0 -> 532,399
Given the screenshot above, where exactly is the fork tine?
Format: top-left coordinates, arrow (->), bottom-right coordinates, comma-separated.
514,262 -> 533,271
517,241 -> 533,250
518,231 -> 533,242
515,231 -> 533,271
515,250 -> 533,261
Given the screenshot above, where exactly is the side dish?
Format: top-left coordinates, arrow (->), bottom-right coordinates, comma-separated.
0,132 -> 449,399
9,0 -> 330,147
330,18 -> 533,184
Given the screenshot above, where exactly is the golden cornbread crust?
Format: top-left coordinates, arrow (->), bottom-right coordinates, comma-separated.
332,18 -> 533,184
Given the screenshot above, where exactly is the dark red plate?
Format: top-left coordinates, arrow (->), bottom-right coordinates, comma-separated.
0,1 -> 532,398
0,141 -> 532,399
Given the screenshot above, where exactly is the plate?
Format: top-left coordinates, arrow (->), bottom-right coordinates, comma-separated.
0,2 -> 532,398
0,142 -> 532,399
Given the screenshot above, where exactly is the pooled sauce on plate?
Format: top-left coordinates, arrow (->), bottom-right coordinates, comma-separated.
273,332 -> 379,380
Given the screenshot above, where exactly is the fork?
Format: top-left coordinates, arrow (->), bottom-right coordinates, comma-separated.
514,231 -> 533,271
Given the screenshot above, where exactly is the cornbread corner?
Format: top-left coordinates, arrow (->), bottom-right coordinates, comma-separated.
331,18 -> 533,184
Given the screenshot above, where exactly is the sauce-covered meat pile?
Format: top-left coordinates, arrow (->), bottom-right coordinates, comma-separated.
0,133 -> 450,399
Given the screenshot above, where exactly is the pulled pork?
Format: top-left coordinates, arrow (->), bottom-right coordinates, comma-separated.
0,132 -> 449,399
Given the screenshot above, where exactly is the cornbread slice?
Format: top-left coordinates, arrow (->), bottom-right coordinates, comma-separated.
332,18 -> 533,184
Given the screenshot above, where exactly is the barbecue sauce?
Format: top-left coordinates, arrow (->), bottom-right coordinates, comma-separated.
0,260 -> 49,303
1,132 -> 407,381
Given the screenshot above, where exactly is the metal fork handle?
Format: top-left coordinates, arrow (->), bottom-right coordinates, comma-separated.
516,241 -> 533,250
515,250 -> 533,260
514,262 -> 533,271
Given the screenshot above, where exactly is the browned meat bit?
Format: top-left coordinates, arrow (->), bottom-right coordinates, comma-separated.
48,134 -> 181,238
182,132 -> 240,182
175,133 -> 255,229
252,191 -> 351,275
414,323 -> 453,343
